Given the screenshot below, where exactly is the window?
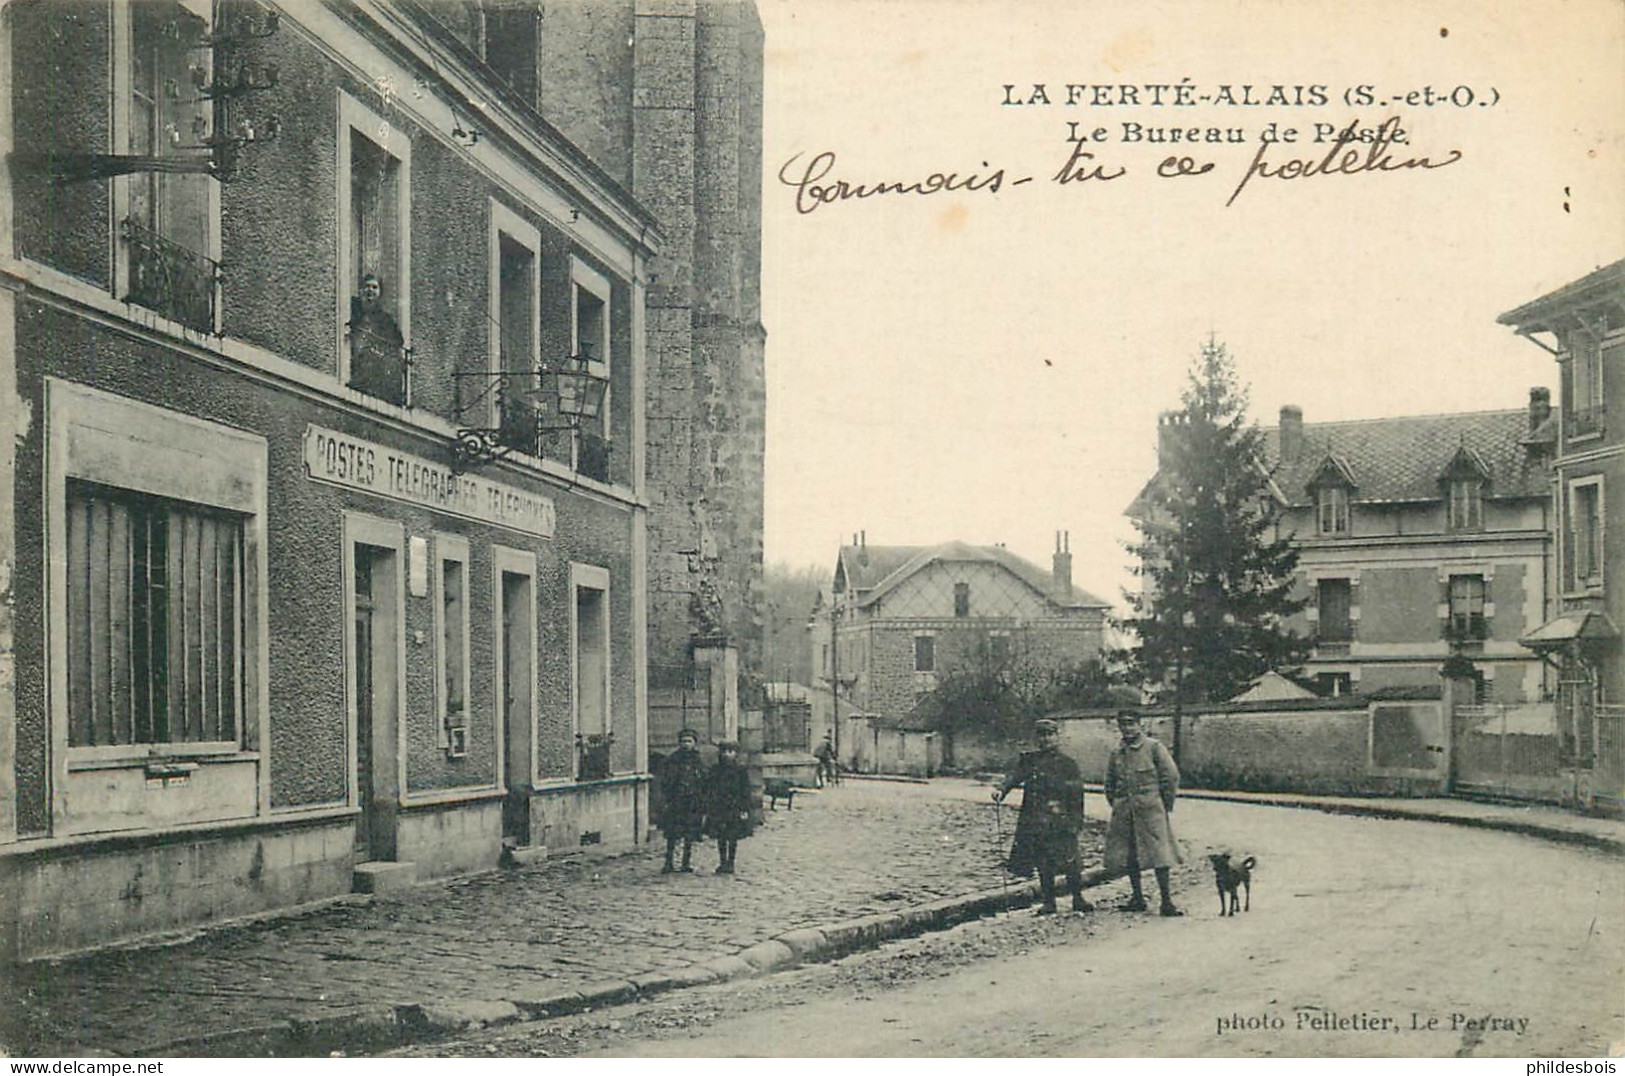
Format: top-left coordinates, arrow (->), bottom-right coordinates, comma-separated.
1317,486 -> 1349,535
571,258 -> 612,481
1316,578 -> 1353,643
436,536 -> 470,753
914,635 -> 935,673
119,1 -> 218,332
65,481 -> 243,748
572,563 -> 611,779
1448,575 -> 1487,641
1448,480 -> 1483,532
490,204 -> 541,454
953,581 -> 970,617
1568,479 -> 1605,590
989,632 -> 1010,665
1567,335 -> 1606,436
338,95 -> 411,405
1313,672 -> 1352,698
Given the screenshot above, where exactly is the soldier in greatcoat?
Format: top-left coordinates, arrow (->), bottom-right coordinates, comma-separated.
1104,711 -> 1184,916
992,719 -> 1091,914
704,741 -> 753,875
656,728 -> 708,873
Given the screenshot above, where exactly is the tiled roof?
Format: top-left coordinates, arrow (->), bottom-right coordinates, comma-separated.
1262,408 -> 1550,505
835,541 -> 1109,610
835,544 -> 926,593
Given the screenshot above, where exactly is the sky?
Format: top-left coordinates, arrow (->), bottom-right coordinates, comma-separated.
752,0 -> 1625,607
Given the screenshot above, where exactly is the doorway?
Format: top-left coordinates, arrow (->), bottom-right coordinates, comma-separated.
351,535 -> 400,862
500,569 -> 534,845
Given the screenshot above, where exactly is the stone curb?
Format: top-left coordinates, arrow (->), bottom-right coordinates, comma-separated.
132,872 -> 1079,1057
133,798 -> 1609,1057
1172,789 -> 1625,856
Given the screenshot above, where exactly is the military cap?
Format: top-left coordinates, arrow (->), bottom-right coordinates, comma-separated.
1034,719 -> 1060,734
677,728 -> 700,742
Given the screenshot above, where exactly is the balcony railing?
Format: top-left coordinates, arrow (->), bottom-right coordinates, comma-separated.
121,219 -> 219,333
1568,404 -> 1605,438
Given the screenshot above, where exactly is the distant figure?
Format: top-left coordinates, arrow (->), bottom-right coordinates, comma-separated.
704,740 -> 753,875
814,734 -> 837,787
1104,711 -> 1183,916
993,718 -> 1091,915
656,728 -> 707,874
347,272 -> 406,405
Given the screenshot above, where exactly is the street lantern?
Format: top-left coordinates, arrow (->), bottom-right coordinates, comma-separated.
451,351 -> 610,472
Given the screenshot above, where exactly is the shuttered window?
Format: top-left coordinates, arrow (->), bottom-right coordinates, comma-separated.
65,481 -> 243,747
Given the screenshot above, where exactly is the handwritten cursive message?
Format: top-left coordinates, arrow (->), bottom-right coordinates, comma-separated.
778,117 -> 1461,214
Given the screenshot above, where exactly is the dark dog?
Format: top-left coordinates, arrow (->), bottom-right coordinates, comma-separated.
763,777 -> 797,810
1208,853 -> 1255,916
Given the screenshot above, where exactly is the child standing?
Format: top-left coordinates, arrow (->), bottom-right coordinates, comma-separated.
656,728 -> 707,873
704,740 -> 752,874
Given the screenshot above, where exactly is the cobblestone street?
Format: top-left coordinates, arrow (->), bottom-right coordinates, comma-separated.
2,778 -> 1105,1055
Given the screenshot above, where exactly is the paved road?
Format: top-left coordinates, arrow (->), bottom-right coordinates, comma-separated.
410,797 -> 1625,1058
3,778 -> 1086,1054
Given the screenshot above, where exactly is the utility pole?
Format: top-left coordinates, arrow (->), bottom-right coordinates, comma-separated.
830,593 -> 841,762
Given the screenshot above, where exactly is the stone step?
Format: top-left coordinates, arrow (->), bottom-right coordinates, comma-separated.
352,860 -> 419,896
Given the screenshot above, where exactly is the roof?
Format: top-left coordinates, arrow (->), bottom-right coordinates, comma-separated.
1520,610 -> 1619,649
1261,407 -> 1550,506
1230,671 -> 1318,703
1499,259 -> 1625,333
834,541 -> 1110,611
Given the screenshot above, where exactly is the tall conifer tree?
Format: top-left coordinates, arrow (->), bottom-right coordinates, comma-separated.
1123,339 -> 1309,705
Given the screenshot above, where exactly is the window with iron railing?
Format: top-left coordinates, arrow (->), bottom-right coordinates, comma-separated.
1447,574 -> 1488,642
121,218 -> 219,333
122,1 -> 217,333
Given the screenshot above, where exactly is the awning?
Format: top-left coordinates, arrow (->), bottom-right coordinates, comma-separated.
1520,610 -> 1620,650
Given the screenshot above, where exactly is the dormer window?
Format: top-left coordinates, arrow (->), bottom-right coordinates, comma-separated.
1307,455 -> 1356,536
1448,479 -> 1483,531
1440,445 -> 1491,533
1317,487 -> 1349,535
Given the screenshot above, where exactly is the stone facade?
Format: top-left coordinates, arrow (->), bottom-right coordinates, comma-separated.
0,0 -> 762,960
815,537 -> 1110,767
1500,259 -> 1625,811
1131,398 -> 1556,705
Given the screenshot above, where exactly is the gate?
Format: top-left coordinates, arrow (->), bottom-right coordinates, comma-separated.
1451,702 -> 1564,803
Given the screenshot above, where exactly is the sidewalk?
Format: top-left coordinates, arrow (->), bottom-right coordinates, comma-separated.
2,779 -> 1619,1058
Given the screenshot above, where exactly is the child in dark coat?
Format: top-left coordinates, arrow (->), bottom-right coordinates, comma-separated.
704,740 -> 752,874
656,728 -> 708,873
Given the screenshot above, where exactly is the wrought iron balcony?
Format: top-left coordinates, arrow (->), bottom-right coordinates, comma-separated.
120,219 -> 219,333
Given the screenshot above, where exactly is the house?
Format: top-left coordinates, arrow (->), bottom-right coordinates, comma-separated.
0,0 -> 762,960
1129,392 -> 1555,705
813,532 -> 1110,769
1257,399 -> 1555,702
1499,258 -> 1623,811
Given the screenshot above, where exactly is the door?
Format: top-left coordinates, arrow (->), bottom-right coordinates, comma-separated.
353,544 -> 399,861
500,570 -> 533,844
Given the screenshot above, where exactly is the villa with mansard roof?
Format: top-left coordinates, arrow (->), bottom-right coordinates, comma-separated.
1129,394 -> 1556,704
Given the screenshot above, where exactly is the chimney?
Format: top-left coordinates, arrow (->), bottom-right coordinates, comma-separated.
1052,530 -> 1073,597
1156,411 -> 1184,467
1279,405 -> 1304,463
1528,387 -> 1551,431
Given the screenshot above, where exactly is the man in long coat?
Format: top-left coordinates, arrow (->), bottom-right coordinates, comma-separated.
993,719 -> 1091,914
1104,711 -> 1183,916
